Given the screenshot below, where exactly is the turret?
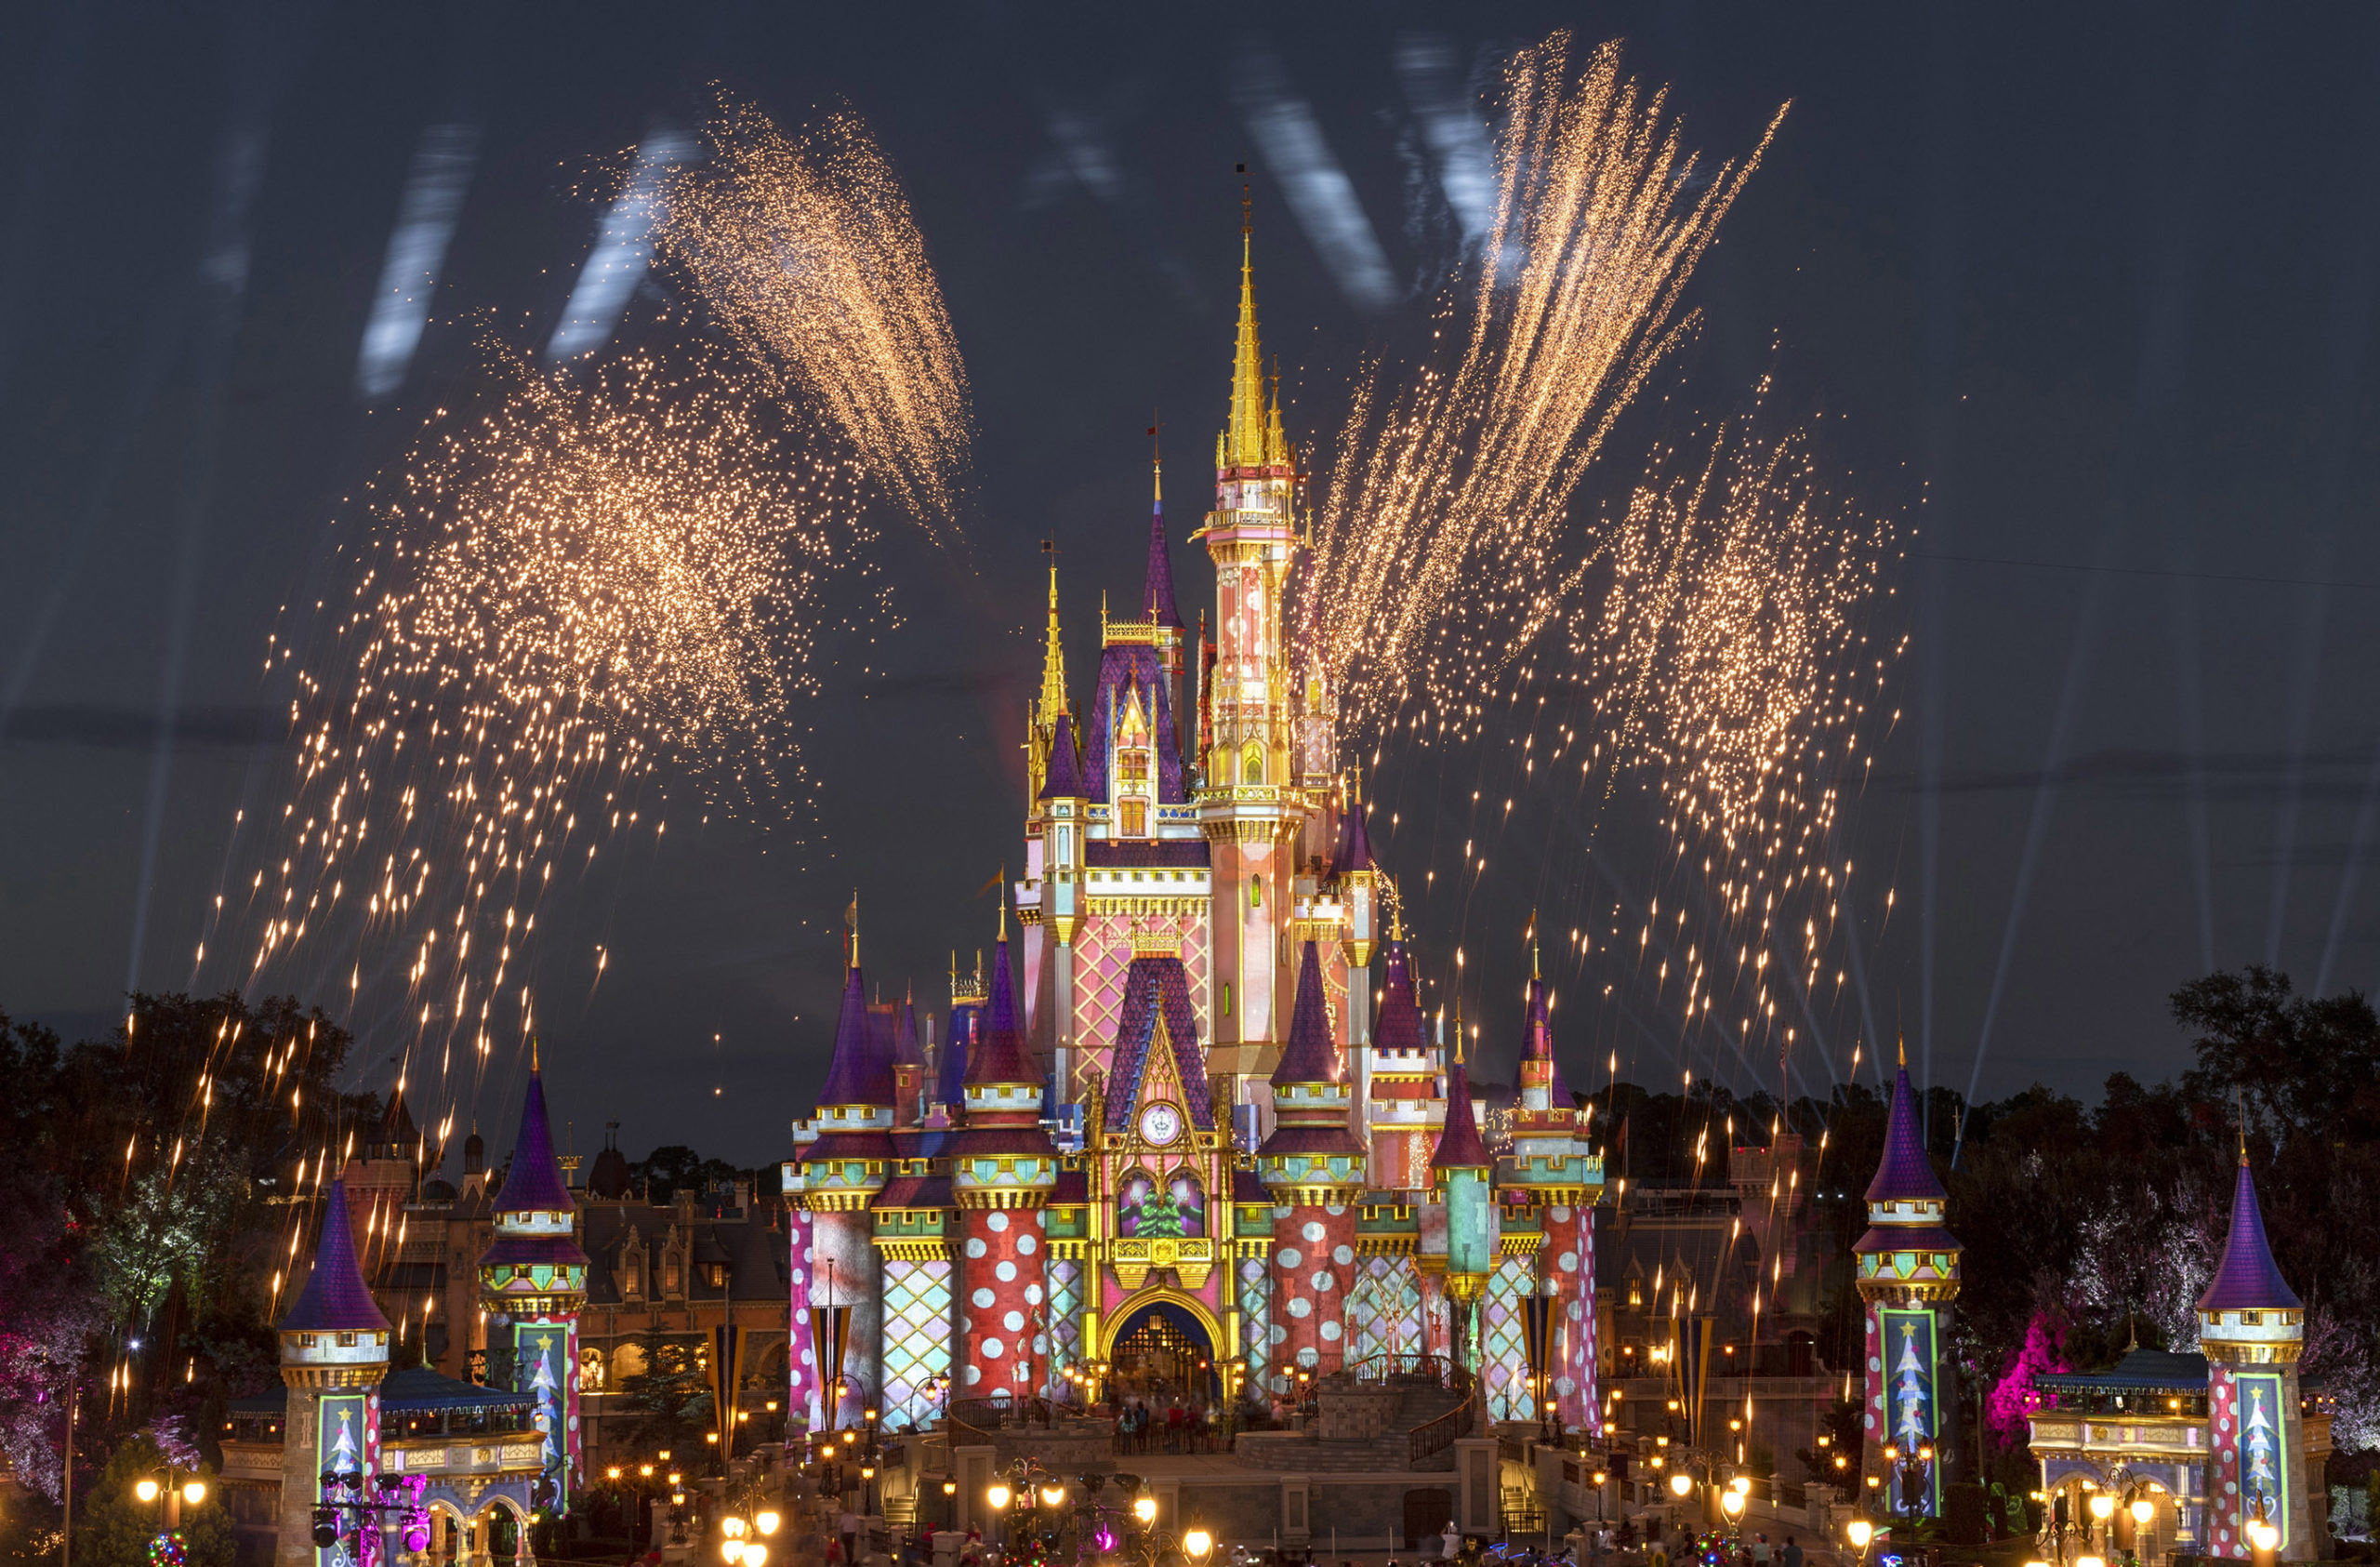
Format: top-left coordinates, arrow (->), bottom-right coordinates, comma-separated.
1432,1005 -> 1497,1307
952,938 -> 1059,1401
2198,1149 -> 2303,1364
795,966 -> 897,1208
1852,1063 -> 1960,1298
955,937 -> 1058,1193
1366,928 -> 1445,1191
479,1047 -> 590,1496
1257,942 -> 1368,1197
1853,1059 -> 1959,1519
276,1181 -> 390,1567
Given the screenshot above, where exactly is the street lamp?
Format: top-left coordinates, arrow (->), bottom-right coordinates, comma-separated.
2089,1489 -> 2116,1553
1846,1519 -> 1873,1563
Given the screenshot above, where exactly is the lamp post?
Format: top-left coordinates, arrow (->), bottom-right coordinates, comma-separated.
1846,1517 -> 1873,1567
2088,1489 -> 2116,1557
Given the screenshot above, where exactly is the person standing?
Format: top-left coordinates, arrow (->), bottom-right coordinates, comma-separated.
1780,1538 -> 1801,1567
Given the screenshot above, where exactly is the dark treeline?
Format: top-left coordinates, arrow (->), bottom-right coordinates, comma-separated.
1582,964 -> 2380,1472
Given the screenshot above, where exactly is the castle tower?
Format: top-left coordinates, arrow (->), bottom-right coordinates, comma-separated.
1432,1012 -> 1498,1369
1198,192 -> 1313,1099
1854,1063 -> 1961,1518
276,1180 -> 391,1567
1367,933 -> 1444,1190
1144,442 -> 1188,757
1257,941 -> 1368,1385
793,963 -> 894,1427
1503,947 -> 1605,1433
952,937 -> 1060,1401
478,1047 -> 590,1501
1338,778 -> 1381,1063
2199,1149 -> 2310,1559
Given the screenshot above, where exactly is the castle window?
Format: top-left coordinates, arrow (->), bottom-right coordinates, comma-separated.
1241,743 -> 1264,785
1117,747 -> 1150,783
1121,800 -> 1147,837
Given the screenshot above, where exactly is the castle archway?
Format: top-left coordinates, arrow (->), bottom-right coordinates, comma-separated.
1103,1295 -> 1220,1405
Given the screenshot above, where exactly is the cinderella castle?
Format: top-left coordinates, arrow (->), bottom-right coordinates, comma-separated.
783,207 -> 1606,1437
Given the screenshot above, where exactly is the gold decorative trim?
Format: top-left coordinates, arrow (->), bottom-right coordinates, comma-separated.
874,1239 -> 953,1262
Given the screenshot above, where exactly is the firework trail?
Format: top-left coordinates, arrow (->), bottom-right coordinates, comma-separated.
660,94 -> 974,540
1292,33 -> 1785,737
218,341 -> 875,1071
191,96 -> 971,1149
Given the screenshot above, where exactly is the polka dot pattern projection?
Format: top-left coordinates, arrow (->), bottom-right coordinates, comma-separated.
879,1257 -> 952,1421
1544,1204 -> 1599,1433
786,1206 -> 820,1428
1480,1255 -> 1534,1421
959,1207 -> 1045,1395
1269,1202 -> 1356,1386
2208,1365 -> 2241,1555
813,1208 -> 881,1428
1238,1257 -> 1273,1395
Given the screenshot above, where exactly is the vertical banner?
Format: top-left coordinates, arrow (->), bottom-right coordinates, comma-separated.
2232,1369 -> 2293,1550
710,1322 -> 747,1461
315,1388 -> 381,1565
513,1320 -> 579,1506
1878,1308 -> 1941,1518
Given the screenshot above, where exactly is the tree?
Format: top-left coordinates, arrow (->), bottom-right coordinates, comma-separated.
612,1336 -> 715,1459
2171,964 -> 2380,1145
77,1433 -> 233,1567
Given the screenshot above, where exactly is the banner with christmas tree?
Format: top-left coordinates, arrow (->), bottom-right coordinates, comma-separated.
2233,1368 -> 2293,1549
1877,1308 -> 1941,1518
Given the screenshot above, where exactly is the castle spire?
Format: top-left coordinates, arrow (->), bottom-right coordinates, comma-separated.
1144,422 -> 1183,629
1037,545 -> 1069,727
1224,171 -> 1268,471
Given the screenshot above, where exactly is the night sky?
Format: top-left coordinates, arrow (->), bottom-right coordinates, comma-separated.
7,1 -> 2380,1167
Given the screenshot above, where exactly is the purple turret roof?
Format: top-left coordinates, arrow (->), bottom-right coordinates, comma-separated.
492,1068 -> 575,1215
280,1179 -> 392,1334
1272,941 -> 1342,1088
1433,1056 -> 1491,1172
1342,800 -> 1375,872
1039,712 -> 1086,800
1866,1066 -> 1947,1203
1144,498 -> 1183,629
892,996 -> 927,1069
1524,978 -> 1553,1063
964,939 -> 1036,1087
2198,1157 -> 2303,1312
818,966 -> 893,1107
1374,940 -> 1427,1055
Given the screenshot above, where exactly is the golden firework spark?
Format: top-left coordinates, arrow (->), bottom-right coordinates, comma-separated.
1293,33 -> 1785,737
660,93 -> 973,539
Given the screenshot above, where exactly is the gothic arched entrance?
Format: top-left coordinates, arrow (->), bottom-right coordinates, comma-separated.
1107,1301 -> 1218,1405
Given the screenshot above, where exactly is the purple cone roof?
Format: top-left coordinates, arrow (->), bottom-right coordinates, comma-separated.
1104,954 -> 1217,1132
1038,712 -> 1086,800
492,1069 -> 576,1215
280,1180 -> 392,1334
1342,801 -> 1376,872
1866,1066 -> 1947,1203
892,998 -> 926,1069
1143,500 -> 1183,629
818,966 -> 893,1107
1433,1056 -> 1491,1172
964,938 -> 1036,1087
2198,1158 -> 2302,1311
1374,941 -> 1426,1055
1272,941 -> 1342,1087
1082,645 -> 1185,803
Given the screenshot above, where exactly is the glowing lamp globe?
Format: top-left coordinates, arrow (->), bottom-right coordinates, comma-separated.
1183,1526 -> 1214,1561
1039,1483 -> 1064,1508
1845,1521 -> 1872,1551
2130,1500 -> 2152,1526
745,1546 -> 770,1567
136,1480 -> 162,1503
1720,1492 -> 1746,1521
2248,1523 -> 2280,1554
987,1482 -> 1012,1511
2077,1555 -> 2107,1567
182,1481 -> 207,1506
725,1518 -> 749,1539
2089,1494 -> 2115,1522
757,1511 -> 781,1536
722,1541 -> 747,1565
1669,1473 -> 1692,1499
1135,1496 -> 1159,1526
